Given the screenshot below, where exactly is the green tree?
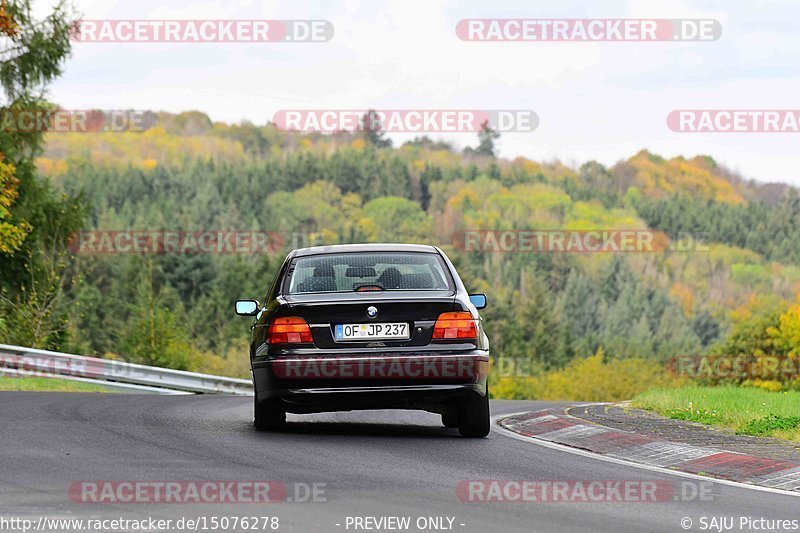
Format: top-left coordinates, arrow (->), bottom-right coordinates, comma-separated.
561,270 -> 601,354
119,261 -> 193,369
516,269 -> 572,368
600,256 -> 635,304
0,0 -> 82,348
691,310 -> 721,348
361,109 -> 392,148
475,120 -> 500,157
710,305 -> 784,358
359,196 -> 431,243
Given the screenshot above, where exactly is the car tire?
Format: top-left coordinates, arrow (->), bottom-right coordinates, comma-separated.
441,412 -> 459,428
254,398 -> 286,431
457,389 -> 490,438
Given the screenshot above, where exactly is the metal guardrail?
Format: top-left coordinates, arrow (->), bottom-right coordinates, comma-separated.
0,343 -> 253,396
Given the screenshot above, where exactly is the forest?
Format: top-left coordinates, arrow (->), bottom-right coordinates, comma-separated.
2,108 -> 799,400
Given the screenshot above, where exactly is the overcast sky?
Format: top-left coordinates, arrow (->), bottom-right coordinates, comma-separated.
39,0 -> 800,186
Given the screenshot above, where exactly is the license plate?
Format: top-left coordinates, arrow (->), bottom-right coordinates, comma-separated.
335,323 -> 409,341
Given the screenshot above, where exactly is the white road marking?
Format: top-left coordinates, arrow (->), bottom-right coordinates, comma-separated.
753,467 -> 800,490
620,441 -> 719,467
491,411 -> 800,499
537,424 -> 609,441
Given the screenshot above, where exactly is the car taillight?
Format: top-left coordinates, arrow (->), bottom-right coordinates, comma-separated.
432,312 -> 478,339
268,316 -> 313,344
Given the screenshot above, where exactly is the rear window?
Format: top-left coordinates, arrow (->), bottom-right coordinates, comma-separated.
286,252 -> 453,294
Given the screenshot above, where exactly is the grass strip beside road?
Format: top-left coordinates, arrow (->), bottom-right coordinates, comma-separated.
632,386 -> 800,442
0,375 -> 116,392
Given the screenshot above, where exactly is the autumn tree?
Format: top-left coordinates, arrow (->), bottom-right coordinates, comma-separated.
0,154 -> 28,253
0,0 -> 82,348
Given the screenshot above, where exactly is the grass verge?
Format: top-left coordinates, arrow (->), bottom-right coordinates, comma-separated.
0,375 -> 116,393
631,386 -> 800,442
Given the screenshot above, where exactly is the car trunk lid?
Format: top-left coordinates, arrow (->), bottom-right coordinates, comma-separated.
281,290 -> 456,349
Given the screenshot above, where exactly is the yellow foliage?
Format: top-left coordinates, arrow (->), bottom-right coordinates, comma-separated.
490,350 -> 681,401
730,294 -> 774,323
0,154 -> 31,254
41,128 -> 247,174
419,148 -> 462,169
447,185 -> 483,213
567,200 -> 645,231
626,151 -> 745,205
185,343 -> 250,379
36,157 -> 54,175
744,379 -> 784,393
769,304 -> 800,357
511,157 -> 541,175
707,243 -> 763,265
510,183 -> 572,212
670,282 -> 695,315
0,0 -> 19,37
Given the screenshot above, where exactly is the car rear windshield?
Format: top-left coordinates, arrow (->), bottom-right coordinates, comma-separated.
286,252 -> 453,294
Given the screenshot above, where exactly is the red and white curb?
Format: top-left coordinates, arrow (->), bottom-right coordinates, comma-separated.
498,408 -> 800,493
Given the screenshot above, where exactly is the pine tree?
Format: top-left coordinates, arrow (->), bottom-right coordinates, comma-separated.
475,120 -> 500,157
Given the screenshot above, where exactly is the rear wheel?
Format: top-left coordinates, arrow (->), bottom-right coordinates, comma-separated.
441,412 -> 459,428
457,390 -> 490,438
254,397 -> 286,431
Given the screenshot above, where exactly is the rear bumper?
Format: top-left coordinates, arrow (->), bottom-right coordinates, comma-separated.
251,352 -> 488,414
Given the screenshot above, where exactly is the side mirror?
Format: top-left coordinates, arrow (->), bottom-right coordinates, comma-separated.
235,299 -> 260,316
469,293 -> 487,309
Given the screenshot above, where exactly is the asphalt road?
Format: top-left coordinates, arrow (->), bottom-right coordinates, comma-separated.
1,392 -> 798,533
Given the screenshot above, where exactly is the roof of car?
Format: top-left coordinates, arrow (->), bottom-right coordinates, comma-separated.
291,243 -> 439,257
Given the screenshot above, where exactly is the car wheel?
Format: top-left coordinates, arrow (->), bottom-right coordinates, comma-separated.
457,390 -> 490,438
441,412 -> 459,428
254,398 -> 286,431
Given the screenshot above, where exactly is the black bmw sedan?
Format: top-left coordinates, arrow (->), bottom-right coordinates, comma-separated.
235,243 -> 490,437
